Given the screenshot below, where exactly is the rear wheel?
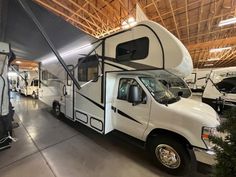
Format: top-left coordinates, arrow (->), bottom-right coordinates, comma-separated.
53,102 -> 61,118
147,136 -> 191,176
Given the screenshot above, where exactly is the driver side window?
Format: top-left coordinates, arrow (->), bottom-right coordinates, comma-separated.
117,78 -> 146,102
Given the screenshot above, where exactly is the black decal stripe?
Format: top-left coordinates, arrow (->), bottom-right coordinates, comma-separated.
104,57 -> 158,70
104,61 -> 127,71
117,109 -> 142,125
79,93 -> 105,110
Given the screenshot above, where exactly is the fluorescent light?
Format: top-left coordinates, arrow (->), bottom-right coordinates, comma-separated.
128,17 -> 135,23
219,17 -> 236,27
41,43 -> 92,64
204,63 -> 214,67
209,47 -> 232,53
15,61 -> 21,64
207,58 -> 220,61
8,71 -> 17,77
121,17 -> 137,29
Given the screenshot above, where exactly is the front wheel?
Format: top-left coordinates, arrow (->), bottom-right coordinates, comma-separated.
32,91 -> 37,99
147,136 -> 191,176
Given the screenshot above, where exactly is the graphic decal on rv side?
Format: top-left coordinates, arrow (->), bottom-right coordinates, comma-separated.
78,93 -> 105,110
116,109 -> 142,125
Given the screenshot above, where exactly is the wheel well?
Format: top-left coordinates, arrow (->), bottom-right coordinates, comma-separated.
146,129 -> 192,149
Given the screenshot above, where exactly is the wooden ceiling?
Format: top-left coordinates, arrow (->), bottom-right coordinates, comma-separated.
11,58 -> 39,70
34,0 -> 236,68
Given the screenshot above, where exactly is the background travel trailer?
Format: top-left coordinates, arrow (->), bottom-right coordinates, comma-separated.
202,67 -> 236,113
17,70 -> 39,98
185,68 -> 211,92
0,42 -> 15,150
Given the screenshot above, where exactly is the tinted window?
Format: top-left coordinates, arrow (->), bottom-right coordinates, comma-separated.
118,78 -> 145,101
42,70 -> 57,80
116,37 -> 149,62
34,80 -> 39,86
78,55 -> 99,82
216,77 -> 236,93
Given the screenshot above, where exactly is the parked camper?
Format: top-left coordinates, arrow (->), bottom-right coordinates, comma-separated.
202,67 -> 236,113
39,21 -> 219,175
0,42 -> 14,150
20,78 -> 39,98
185,68 -> 211,92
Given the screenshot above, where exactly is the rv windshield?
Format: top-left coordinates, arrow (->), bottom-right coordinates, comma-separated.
140,77 -> 180,104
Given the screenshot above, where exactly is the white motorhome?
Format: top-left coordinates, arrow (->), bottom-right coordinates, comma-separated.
20,77 -> 39,98
202,67 -> 236,113
39,21 -> 219,175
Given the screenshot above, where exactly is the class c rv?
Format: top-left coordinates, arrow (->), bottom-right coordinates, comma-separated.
202,67 -> 236,113
38,21 -> 219,175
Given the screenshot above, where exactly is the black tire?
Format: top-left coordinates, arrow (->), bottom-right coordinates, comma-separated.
147,136 -> 191,176
32,91 -> 37,99
53,103 -> 61,118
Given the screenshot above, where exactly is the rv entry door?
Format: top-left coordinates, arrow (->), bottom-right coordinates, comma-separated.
112,78 -> 151,139
64,65 -> 74,120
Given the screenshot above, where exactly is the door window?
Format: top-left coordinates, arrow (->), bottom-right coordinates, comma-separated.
117,78 -> 146,102
34,80 -> 39,87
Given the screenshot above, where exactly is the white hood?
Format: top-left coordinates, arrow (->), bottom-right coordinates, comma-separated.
169,98 -> 220,127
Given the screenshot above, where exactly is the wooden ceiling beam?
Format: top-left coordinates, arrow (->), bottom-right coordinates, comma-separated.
84,0 -> 117,28
151,0 -> 166,27
168,0 -> 180,39
151,0 -> 215,20
185,0 -> 190,44
187,36 -> 236,50
68,0 -> 108,27
51,0 -> 100,29
35,0 -> 93,34
66,2 -> 88,21
168,10 -> 234,33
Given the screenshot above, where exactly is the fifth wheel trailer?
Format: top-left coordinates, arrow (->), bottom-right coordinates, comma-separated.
38,20 -> 219,175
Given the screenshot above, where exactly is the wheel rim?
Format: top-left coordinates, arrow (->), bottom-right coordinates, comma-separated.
155,144 -> 181,169
55,105 -> 60,116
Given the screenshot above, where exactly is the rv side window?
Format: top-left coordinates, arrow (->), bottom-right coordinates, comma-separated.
116,37 -> 149,62
42,70 -> 57,81
78,56 -> 99,82
118,78 -> 146,101
34,80 -> 39,87
216,77 -> 236,93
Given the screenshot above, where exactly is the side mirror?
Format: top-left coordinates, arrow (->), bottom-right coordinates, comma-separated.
128,85 -> 142,105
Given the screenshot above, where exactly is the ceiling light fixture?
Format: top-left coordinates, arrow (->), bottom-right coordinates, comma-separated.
209,47 -> 232,53
15,61 -> 21,64
207,58 -> 220,61
121,17 -> 137,29
204,63 -> 214,67
218,17 -> 236,27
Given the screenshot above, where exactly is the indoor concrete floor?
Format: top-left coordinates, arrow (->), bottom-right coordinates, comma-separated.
0,92 -> 208,177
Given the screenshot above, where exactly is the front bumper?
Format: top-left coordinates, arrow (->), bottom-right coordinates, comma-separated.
193,147 -> 216,165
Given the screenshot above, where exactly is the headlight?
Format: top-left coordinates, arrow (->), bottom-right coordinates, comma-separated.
202,127 -> 218,149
